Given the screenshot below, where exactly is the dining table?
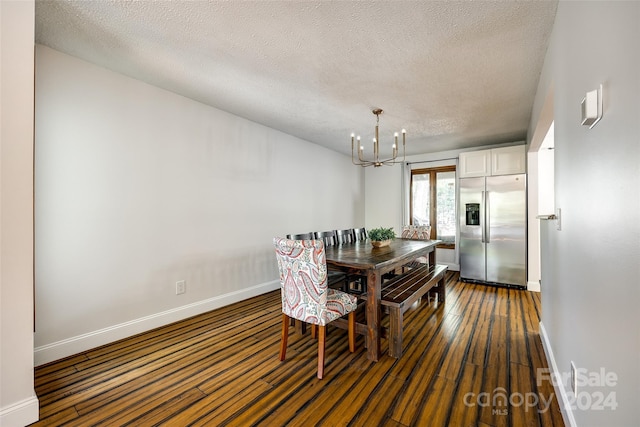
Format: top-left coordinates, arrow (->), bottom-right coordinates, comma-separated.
324,238 -> 441,361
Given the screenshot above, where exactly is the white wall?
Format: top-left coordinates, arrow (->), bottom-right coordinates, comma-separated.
0,1 -> 40,426
532,2 -> 640,425
34,45 -> 365,365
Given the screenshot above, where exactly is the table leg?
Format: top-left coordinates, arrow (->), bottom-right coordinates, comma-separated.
365,270 -> 381,361
428,247 -> 436,267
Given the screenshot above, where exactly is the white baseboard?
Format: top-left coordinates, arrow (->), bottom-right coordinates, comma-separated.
441,262 -> 460,271
527,281 -> 541,292
0,395 -> 39,427
34,280 -> 280,366
539,321 -> 577,427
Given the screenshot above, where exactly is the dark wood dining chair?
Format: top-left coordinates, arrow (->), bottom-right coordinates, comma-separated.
286,232 -> 314,240
335,228 -> 367,293
313,230 -> 338,247
273,237 -> 357,379
314,230 -> 347,290
353,227 -> 368,241
335,228 -> 356,245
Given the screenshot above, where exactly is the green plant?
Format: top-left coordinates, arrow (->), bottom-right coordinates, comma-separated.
368,227 -> 396,241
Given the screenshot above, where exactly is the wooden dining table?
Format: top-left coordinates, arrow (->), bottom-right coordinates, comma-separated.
324,238 -> 441,361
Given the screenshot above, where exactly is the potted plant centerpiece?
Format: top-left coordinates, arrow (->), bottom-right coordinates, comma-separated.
368,227 -> 396,248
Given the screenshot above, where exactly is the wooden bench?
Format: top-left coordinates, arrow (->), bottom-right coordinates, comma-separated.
381,263 -> 448,358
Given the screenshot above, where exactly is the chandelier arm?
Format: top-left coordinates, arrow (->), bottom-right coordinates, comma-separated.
352,134 -> 370,166
384,132 -> 406,165
351,139 -> 363,165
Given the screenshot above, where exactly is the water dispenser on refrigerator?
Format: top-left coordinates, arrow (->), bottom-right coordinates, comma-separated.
465,203 -> 480,226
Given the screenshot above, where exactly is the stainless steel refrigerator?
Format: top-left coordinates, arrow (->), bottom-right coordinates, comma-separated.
459,174 -> 526,288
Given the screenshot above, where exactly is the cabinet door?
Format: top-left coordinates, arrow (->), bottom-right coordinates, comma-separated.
459,150 -> 490,178
491,145 -> 525,175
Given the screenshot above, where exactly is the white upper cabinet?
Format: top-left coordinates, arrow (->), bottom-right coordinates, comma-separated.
459,149 -> 491,177
459,145 -> 525,177
491,146 -> 526,176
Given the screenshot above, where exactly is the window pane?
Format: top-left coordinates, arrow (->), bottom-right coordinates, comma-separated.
436,171 -> 456,242
412,174 -> 430,226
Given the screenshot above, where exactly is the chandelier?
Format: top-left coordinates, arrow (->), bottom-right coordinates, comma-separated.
351,109 -> 406,167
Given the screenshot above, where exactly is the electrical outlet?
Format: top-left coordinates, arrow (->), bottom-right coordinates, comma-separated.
570,361 -> 577,394
176,280 -> 186,295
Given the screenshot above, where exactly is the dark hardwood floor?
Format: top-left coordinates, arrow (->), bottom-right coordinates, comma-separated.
30,272 -> 564,426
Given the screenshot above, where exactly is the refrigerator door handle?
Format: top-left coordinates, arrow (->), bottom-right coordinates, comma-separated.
481,191 -> 486,243
485,190 -> 490,243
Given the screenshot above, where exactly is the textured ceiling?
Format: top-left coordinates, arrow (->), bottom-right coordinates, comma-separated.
35,0 -> 558,157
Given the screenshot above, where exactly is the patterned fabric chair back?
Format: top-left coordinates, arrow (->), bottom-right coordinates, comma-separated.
273,237 -> 329,325
401,225 -> 431,240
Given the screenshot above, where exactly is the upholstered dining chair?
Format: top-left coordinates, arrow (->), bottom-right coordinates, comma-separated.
401,225 -> 432,266
273,237 -> 358,379
401,224 -> 431,241
285,232 -> 346,333
398,225 -> 438,305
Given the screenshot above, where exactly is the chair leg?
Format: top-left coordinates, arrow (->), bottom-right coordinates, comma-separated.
348,311 -> 356,353
317,325 -> 326,379
311,324 -> 317,339
291,318 -> 307,335
279,313 -> 289,361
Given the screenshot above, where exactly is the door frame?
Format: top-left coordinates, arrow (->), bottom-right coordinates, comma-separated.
526,87 -> 554,291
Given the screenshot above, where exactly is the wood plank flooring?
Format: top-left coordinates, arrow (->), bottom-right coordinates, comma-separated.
30,272 -> 564,426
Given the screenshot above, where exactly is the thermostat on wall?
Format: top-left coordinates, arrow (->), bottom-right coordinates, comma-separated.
581,84 -> 603,129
